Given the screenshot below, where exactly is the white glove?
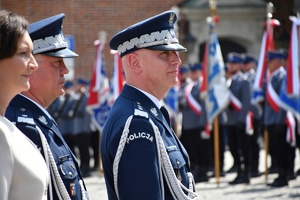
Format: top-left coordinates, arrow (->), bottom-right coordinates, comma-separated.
200,131 -> 210,139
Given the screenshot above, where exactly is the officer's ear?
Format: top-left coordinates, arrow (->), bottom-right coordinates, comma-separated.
127,53 -> 141,73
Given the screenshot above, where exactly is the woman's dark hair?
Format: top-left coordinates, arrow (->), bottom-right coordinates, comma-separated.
0,10 -> 29,60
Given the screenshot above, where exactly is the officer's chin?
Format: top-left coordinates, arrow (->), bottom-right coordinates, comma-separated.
61,88 -> 66,95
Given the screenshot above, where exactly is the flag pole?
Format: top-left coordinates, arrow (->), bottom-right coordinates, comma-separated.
97,30 -> 107,175
208,0 -> 220,186
264,2 -> 274,183
213,117 -> 220,186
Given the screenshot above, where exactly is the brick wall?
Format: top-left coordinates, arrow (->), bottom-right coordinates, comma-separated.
1,0 -> 294,80
1,0 -> 184,80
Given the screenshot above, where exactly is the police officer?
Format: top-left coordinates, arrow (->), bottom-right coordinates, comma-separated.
48,81 -> 74,124
242,53 -> 262,177
264,50 -> 295,187
100,10 -> 198,200
179,63 -> 210,182
57,81 -> 77,155
226,52 -> 252,184
72,77 -> 93,177
5,14 -> 88,199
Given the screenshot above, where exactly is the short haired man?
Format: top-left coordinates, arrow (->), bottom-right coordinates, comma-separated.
6,14 -> 89,200
226,52 -> 252,184
100,10 -> 198,200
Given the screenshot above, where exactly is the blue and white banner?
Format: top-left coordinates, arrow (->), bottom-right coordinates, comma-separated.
87,40 -> 112,131
205,31 -> 230,123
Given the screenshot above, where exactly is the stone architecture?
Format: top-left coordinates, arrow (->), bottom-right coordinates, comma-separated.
178,0 -> 294,64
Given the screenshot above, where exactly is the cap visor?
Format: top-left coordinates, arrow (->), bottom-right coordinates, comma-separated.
41,48 -> 78,58
147,43 -> 187,52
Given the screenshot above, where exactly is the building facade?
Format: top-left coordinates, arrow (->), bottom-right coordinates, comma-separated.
0,0 -> 295,80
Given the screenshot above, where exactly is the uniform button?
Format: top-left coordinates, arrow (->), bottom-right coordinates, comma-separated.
69,171 -> 73,177
176,160 -> 180,167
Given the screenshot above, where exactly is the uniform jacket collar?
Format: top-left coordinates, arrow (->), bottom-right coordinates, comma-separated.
120,84 -> 172,133
10,94 -> 58,132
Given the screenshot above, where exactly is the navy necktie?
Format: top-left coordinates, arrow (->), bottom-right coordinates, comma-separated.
160,106 -> 170,126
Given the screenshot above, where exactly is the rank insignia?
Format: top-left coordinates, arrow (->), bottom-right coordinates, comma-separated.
38,116 -> 48,125
70,182 -> 76,197
59,164 -> 66,175
168,13 -> 175,25
150,108 -> 158,116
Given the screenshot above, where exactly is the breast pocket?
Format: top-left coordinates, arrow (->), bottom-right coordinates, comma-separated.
166,145 -> 186,170
57,159 -> 78,180
57,159 -> 82,198
166,145 -> 190,186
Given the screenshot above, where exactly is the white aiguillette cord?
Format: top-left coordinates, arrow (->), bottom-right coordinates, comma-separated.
113,115 -> 198,200
36,125 -> 71,200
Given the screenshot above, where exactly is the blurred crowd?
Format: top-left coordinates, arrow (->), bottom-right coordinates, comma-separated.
48,49 -> 300,188
172,49 -> 300,187
47,77 -> 100,178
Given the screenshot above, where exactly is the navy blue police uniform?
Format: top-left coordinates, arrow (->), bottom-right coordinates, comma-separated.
179,63 -> 210,183
264,50 -> 295,187
72,78 -> 93,177
5,13 -> 87,200
226,52 -> 252,184
243,53 -> 263,177
100,10 -> 197,200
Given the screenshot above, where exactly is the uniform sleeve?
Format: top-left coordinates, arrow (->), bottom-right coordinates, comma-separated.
0,128 -> 14,200
16,124 -> 43,150
116,116 -> 162,200
238,80 -> 251,123
275,74 -> 287,124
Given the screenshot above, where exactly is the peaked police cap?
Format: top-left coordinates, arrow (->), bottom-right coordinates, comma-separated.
29,13 -> 78,58
109,10 -> 187,58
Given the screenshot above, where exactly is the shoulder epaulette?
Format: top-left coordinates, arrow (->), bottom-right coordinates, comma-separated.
133,101 -> 148,118
15,108 -> 36,126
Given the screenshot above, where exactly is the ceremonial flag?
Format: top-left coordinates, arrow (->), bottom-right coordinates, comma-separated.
279,76 -> 298,146
111,50 -> 125,101
200,42 -> 208,97
86,40 -> 111,131
279,16 -> 300,121
204,17 -> 230,123
252,19 -> 280,104
286,16 -> 300,96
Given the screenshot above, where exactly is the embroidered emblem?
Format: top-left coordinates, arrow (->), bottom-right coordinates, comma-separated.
38,116 -> 48,125
134,109 -> 148,118
126,132 -> 154,144
150,108 -> 158,116
60,165 -> 66,175
70,182 -> 76,197
169,13 -> 175,25
136,102 -> 143,110
17,116 -> 35,124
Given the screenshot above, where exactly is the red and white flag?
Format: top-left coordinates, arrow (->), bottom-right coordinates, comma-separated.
86,40 -> 111,130
252,19 -> 280,104
286,16 -> 300,96
111,50 -> 125,101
